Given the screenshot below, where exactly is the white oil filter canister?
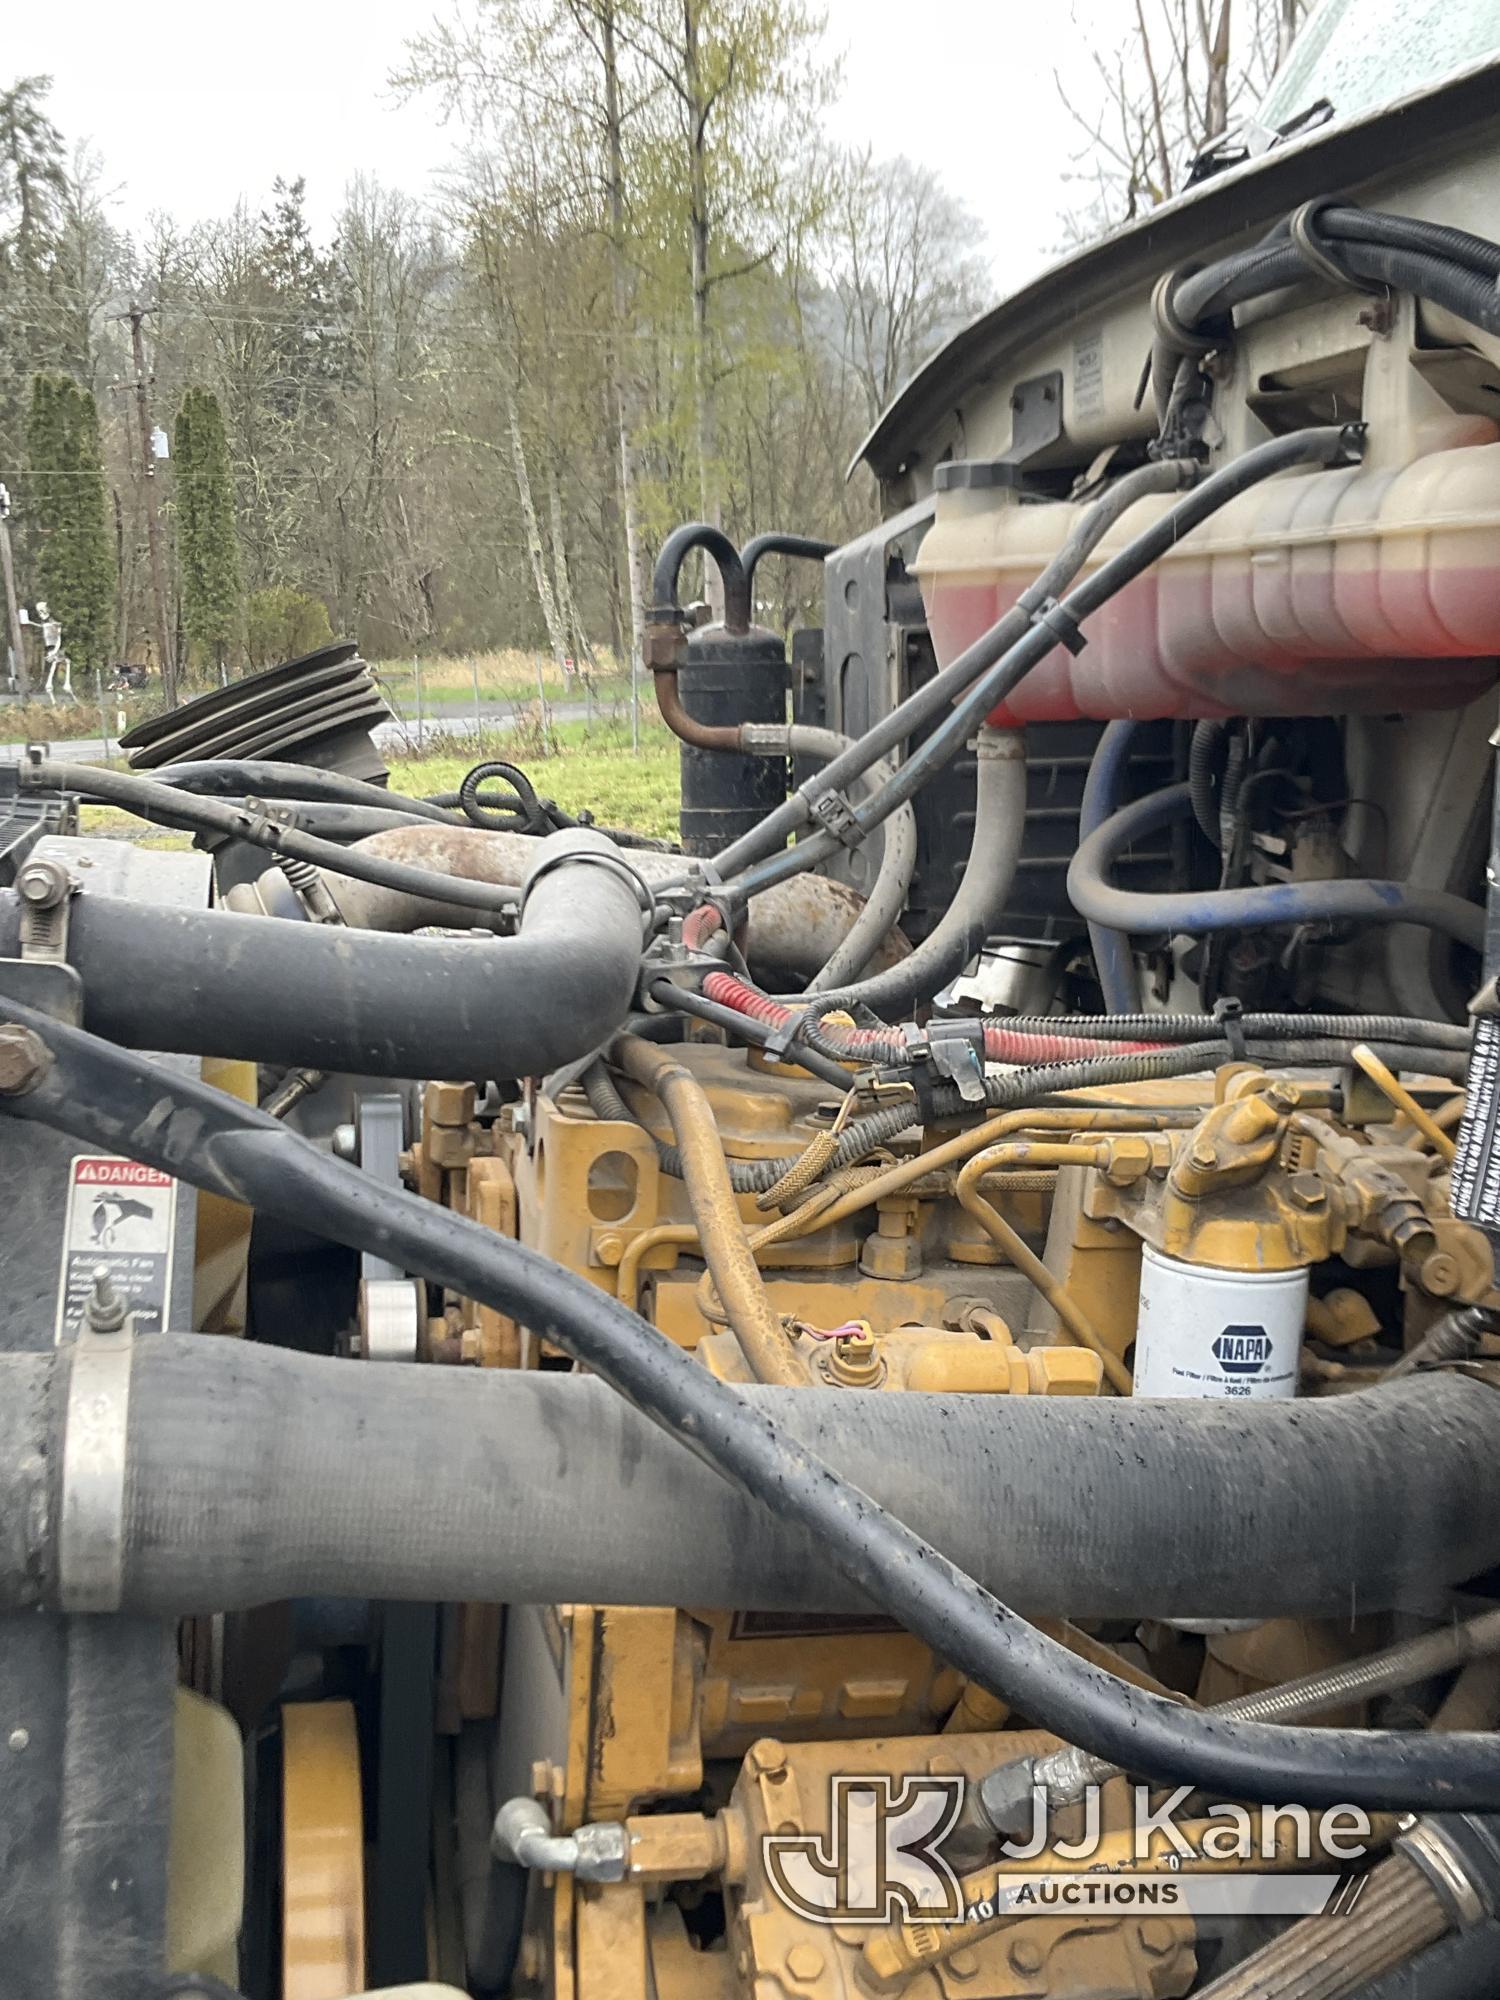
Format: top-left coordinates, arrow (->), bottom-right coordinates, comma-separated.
1133,1247 -> 1308,1399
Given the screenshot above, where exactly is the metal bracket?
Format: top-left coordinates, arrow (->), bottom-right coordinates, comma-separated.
808,788 -> 864,848
356,1095 -> 422,1362
933,371 -> 1065,495
58,1270 -> 135,1614
16,854 -> 77,964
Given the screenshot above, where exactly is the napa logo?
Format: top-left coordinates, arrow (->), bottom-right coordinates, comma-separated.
1211,1325 -> 1272,1377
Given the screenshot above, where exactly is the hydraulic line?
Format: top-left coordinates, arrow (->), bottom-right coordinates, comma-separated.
612,1037 -> 808,1387
707,459 -> 1199,881
1004,1608 -> 1500,1824
1068,783 -> 1486,957
952,1143 -> 1132,1394
721,429 -> 1358,902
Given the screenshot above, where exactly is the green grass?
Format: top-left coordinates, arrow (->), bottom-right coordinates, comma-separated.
388,718 -> 680,842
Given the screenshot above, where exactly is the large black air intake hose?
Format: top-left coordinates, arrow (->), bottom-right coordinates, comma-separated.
4,1339 -> 1499,1621
0,829 -> 644,1079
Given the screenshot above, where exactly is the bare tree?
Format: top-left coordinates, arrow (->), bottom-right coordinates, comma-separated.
1056,0 -> 1315,242
829,150 -> 991,429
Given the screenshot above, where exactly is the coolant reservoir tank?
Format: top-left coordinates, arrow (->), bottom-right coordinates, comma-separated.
915,430 -> 1500,723
1133,1247 -> 1308,1399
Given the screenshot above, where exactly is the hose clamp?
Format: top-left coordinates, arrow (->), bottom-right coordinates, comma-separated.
58,1270 -> 135,1614
521,848 -> 660,940
1150,267 -> 1219,357
1288,200 -> 1380,295
1397,1818 -> 1490,1929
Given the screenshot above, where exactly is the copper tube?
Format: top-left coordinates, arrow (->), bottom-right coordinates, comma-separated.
954,1143 -> 1133,1395
614,1038 -> 808,1386
652,666 -> 741,752
1350,1042 -> 1459,1162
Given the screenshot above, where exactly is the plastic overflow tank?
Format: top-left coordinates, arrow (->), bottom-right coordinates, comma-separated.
914,429 -> 1500,723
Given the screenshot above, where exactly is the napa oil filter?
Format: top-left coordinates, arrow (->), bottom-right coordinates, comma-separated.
1133,1247 -> 1308,1399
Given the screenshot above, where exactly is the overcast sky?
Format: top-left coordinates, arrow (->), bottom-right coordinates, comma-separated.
4,1 -> 1124,299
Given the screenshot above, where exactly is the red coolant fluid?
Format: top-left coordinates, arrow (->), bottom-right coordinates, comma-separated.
914,431 -> 1500,722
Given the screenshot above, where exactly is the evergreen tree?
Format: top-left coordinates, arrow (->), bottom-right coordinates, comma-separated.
25,371 -> 115,670
175,384 -> 243,676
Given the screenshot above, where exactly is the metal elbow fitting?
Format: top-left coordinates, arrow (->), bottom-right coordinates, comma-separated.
492,1796 -> 629,1883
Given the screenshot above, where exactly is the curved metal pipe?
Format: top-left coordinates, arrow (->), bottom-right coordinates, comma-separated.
613,1035 -> 809,1386
649,522 -> 751,633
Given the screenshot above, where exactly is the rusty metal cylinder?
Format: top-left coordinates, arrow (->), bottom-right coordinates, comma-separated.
677,625 -> 788,856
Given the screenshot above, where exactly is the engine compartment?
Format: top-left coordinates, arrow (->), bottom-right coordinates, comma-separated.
7,66 -> 1500,2000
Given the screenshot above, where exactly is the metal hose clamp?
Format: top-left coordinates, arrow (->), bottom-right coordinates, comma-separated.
58,1269 -> 135,1614
520,847 -> 660,940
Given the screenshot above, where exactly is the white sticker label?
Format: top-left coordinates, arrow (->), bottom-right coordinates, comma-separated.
55,1155 -> 177,1345
1073,328 -> 1105,417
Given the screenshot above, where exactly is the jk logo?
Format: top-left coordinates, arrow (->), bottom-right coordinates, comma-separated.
762,1774 -> 966,1925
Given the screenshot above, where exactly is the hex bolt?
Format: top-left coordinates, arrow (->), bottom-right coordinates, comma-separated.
15,858 -> 70,908
1138,1918 -> 1176,1957
1008,1933 -> 1045,1975
947,1947 -> 979,1980
785,1944 -> 825,1982
0,1024 -> 49,1097
1420,1251 -> 1462,1298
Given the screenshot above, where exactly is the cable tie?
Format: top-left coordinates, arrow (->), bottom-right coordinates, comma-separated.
808,788 -> 864,848
1017,593 -> 1087,656
1213,995 -> 1248,1064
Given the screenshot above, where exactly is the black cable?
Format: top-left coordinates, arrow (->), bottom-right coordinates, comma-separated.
8,1000 -> 1500,1812
144,759 -> 457,825
26,761 -> 520,922
647,979 -> 858,1092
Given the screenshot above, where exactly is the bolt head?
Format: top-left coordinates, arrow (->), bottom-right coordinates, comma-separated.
1421,1251 -> 1462,1297
7,1728 -> 28,1753
786,1944 -> 825,1982
947,1947 -> 980,1979
1138,1917 -> 1176,1956
0,1025 -> 48,1096
1008,1932 -> 1045,1975
1288,1173 -> 1326,1210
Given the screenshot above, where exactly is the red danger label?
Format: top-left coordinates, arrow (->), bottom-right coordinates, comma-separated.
72,1158 -> 173,1188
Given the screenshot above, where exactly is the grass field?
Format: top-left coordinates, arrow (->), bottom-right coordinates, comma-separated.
372,648 -> 634,722
78,712 -> 682,848
389,717 -> 679,841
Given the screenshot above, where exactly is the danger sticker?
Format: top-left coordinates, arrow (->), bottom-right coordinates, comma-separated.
55,1154 -> 177,1345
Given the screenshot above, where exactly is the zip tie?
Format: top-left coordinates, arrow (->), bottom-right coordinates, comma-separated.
1015,588 -> 1087,656
1213,995 -> 1248,1064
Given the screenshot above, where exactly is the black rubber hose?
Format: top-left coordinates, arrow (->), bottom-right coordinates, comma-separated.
1068,784 -> 1486,954
650,522 -> 751,633
30,761 -> 520,922
646,980 -> 857,1092
0,830 -> 644,1079
707,460 -> 1199,881
725,428 -> 1360,905
1347,1919 -> 1500,2000
456,759 -> 549,833
7,1008 -> 1500,1810
6,1336 -> 1500,1624
144,759 -> 456,824
1189,721 -> 1228,846
739,532 -> 836,593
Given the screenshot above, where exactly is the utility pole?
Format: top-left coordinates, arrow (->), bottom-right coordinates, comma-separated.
0,484 -> 29,701
124,303 -> 178,708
